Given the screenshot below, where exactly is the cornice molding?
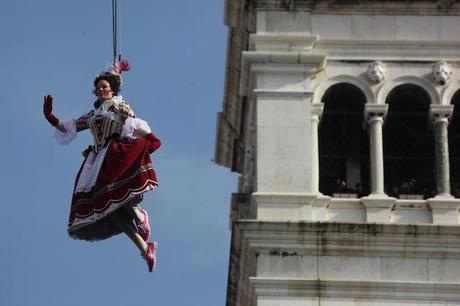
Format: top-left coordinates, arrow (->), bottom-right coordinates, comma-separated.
250,278 -> 460,301
315,39 -> 460,61
240,51 -> 327,95
249,34 -> 319,51
236,220 -> 460,259
242,51 -> 327,66
253,89 -> 313,98
248,0 -> 460,15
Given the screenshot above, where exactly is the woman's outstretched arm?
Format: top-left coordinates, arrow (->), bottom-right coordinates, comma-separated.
43,94 -> 66,133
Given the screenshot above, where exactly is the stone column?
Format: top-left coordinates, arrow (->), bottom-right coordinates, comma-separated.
428,105 -> 460,225
310,103 -> 329,220
240,96 -> 257,194
365,104 -> 388,196
310,103 -> 324,194
430,105 -> 454,197
362,104 -> 395,223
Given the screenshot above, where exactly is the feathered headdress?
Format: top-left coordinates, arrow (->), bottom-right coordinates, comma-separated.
110,59 -> 131,75
93,59 -> 131,100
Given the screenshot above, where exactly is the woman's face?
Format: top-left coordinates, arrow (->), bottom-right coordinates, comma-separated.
95,79 -> 114,101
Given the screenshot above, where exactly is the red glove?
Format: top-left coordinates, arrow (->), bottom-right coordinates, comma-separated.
43,95 -> 59,127
144,133 -> 161,153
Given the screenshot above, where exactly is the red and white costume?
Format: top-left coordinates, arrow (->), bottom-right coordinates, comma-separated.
55,96 -> 160,241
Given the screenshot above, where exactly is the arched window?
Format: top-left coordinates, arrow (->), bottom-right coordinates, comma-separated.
449,89 -> 460,198
384,84 -> 434,199
319,83 -> 369,197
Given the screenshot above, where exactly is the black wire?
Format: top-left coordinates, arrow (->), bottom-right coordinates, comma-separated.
112,0 -> 118,64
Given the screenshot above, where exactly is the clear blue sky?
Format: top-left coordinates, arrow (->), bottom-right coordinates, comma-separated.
0,1 -> 237,305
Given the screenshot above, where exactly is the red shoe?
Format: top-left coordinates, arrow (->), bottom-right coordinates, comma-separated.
137,209 -> 151,241
145,242 -> 157,272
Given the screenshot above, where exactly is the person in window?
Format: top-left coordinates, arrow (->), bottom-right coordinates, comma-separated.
43,60 -> 161,272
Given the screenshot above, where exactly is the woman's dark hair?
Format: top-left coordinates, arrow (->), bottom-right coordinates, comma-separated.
93,72 -> 122,96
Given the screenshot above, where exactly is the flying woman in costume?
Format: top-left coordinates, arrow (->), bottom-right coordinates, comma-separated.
43,60 -> 160,272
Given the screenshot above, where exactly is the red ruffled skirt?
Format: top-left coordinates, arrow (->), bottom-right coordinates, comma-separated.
67,137 -> 158,241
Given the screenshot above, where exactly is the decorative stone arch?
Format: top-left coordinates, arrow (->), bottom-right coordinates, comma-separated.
377,76 -> 440,105
383,82 -> 434,198
442,81 -> 460,106
318,81 -> 370,197
312,75 -> 375,105
448,84 -> 460,198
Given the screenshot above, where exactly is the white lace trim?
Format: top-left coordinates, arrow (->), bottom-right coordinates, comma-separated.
121,117 -> 151,138
55,120 -> 77,145
68,182 -> 157,240
112,95 -> 123,106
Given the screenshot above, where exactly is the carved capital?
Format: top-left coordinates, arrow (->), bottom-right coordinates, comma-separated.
311,103 -> 324,121
432,61 -> 453,86
365,104 -> 388,123
430,105 -> 453,124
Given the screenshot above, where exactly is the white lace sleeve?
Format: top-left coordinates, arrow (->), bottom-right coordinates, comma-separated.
121,117 -> 136,138
55,120 -> 77,145
133,118 -> 151,137
121,117 -> 151,138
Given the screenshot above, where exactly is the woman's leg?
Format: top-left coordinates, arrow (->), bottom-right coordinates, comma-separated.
110,210 -> 156,272
124,204 -> 151,241
124,204 -> 144,224
110,210 -> 147,255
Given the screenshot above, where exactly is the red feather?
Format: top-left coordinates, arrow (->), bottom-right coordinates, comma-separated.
119,60 -> 131,72
111,59 -> 131,75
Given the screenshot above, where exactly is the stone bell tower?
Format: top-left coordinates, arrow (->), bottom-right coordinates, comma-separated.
215,1 -> 460,305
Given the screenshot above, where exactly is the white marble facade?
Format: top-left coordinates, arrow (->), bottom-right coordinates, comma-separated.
216,1 -> 460,305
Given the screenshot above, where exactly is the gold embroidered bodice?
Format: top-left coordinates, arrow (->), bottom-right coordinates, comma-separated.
88,100 -> 125,153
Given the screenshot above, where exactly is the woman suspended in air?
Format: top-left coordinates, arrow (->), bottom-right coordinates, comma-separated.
43,60 -> 161,272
